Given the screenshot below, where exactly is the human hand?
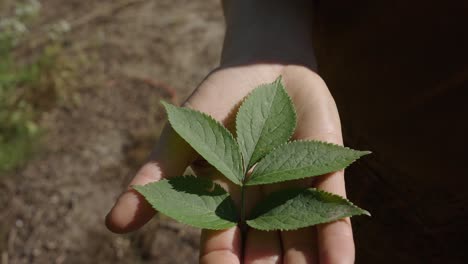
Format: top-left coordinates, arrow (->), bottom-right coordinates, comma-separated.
106,64 -> 355,263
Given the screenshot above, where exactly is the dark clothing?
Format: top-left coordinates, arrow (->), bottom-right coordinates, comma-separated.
313,1 -> 468,263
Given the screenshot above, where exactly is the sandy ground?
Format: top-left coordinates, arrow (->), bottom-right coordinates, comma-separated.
0,0 -> 224,263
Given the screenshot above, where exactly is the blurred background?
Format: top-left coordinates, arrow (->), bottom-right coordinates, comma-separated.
0,0 -> 224,263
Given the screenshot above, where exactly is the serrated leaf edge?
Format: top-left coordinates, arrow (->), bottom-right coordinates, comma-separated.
132,175 -> 238,230
162,101 -> 244,185
246,187 -> 370,231
234,76 -> 297,171
246,140 -> 371,186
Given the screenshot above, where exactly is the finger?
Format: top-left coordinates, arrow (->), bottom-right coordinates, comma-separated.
195,165 -> 261,264
105,125 -> 196,233
281,228 -> 318,264
244,229 -> 282,264
266,179 -> 318,263
315,172 -> 355,264
282,67 -> 355,263
200,227 -> 242,264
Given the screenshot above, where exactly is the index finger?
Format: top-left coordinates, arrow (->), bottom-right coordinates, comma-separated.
105,125 -> 196,233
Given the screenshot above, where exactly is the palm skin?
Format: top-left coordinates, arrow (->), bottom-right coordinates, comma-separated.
106,64 -> 355,264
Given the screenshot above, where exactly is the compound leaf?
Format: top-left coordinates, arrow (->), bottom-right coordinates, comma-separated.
163,102 -> 244,185
236,77 -> 296,171
134,176 -> 238,230
247,188 -> 369,231
247,141 -> 370,185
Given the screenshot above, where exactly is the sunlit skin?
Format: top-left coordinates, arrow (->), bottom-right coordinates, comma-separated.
106,0 -> 356,262
106,64 -> 355,263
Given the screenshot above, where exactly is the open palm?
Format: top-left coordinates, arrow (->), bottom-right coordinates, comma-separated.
106,64 -> 355,263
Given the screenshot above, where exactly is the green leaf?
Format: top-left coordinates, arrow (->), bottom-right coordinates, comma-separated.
236,76 -> 296,171
247,188 -> 369,231
163,102 -> 244,185
134,176 -> 238,230
246,141 -> 370,186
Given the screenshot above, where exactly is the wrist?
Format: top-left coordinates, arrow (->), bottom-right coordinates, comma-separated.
220,0 -> 317,70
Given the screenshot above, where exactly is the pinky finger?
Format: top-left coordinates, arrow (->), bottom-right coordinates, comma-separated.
315,172 -> 355,264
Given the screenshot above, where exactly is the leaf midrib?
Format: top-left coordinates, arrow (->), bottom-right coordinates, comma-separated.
245,84 -> 280,168
153,186 -> 228,215
168,105 -> 242,184
247,211 -> 362,230
249,144 -> 361,183
250,157 -> 356,183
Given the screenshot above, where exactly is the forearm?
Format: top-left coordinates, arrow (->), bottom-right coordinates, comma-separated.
220,0 -> 317,70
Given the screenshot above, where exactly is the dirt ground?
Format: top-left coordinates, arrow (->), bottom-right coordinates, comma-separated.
0,0 -> 224,263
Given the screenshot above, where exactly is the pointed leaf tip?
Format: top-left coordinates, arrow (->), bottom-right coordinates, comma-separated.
235,77 -> 296,171
163,103 -> 244,185
246,141 -> 370,186
359,150 -> 372,156
275,75 -> 282,84
247,188 -> 369,231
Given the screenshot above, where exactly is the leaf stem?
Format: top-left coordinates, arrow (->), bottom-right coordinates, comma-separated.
240,183 -> 246,228
240,181 -> 247,260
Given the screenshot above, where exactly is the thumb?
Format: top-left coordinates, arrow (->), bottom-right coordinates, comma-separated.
105,124 -> 196,233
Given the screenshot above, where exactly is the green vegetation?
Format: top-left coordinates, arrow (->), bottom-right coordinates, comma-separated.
135,77 -> 370,233
0,0 -> 69,171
